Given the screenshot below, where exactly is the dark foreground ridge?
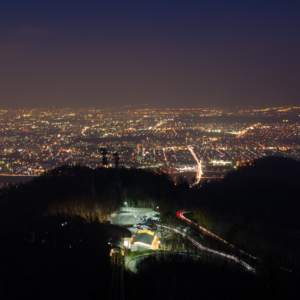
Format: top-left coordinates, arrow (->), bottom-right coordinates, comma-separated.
0,159 -> 299,299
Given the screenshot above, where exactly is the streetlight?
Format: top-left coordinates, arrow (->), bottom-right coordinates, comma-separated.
124,202 -> 127,209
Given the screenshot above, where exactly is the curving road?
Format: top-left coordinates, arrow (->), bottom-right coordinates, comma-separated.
126,252 -> 202,274
176,210 -> 295,274
159,224 -> 256,273
187,146 -> 202,186
177,210 -> 258,259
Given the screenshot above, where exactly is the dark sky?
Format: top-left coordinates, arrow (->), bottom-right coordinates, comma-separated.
1,0 -> 299,109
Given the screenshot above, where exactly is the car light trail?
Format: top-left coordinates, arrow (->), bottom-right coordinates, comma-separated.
187,146 -> 202,186
176,210 -> 295,273
172,127 -> 177,136
153,121 -> 165,129
236,123 -> 260,138
177,210 -> 258,259
159,224 -> 256,273
162,148 -> 168,165
81,126 -> 90,135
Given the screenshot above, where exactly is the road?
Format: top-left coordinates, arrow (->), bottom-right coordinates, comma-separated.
125,223 -> 256,273
236,123 -> 260,138
160,224 -> 256,273
187,146 -> 202,186
126,252 -> 202,274
177,210 -> 258,259
176,210 -> 295,273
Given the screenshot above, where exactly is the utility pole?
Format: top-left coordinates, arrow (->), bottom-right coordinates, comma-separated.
100,148 -> 108,166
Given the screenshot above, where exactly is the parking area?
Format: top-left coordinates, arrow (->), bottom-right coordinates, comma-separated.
112,208 -> 161,234
112,208 -> 153,225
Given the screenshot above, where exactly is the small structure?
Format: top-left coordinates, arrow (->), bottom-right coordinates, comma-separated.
123,237 -> 131,248
131,230 -> 159,251
109,236 -> 124,264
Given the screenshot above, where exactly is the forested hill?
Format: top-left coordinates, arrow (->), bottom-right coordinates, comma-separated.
0,165 -> 188,227
196,156 -> 300,232
224,156 -> 300,184
200,156 -> 300,202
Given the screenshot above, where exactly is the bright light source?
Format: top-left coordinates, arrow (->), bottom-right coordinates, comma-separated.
124,241 -> 129,247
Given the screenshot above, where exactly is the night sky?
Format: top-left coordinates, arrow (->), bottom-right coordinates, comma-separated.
1,0 -> 299,109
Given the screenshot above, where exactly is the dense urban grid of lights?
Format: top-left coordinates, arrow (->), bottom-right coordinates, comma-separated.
0,106 -> 299,188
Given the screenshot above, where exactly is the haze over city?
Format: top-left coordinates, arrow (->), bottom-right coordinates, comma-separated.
1,0 -> 300,109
